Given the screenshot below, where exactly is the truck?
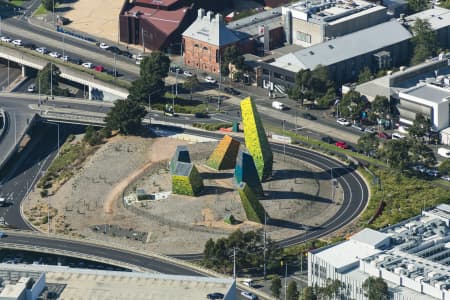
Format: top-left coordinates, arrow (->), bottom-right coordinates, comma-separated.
272,101 -> 285,110
438,147 -> 450,158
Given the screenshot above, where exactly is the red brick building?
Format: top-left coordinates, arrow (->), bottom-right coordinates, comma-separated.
119,0 -> 194,51
182,9 -> 244,74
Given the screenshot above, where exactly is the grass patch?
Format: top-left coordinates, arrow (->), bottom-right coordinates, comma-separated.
9,0 -> 23,6
32,4 -> 48,16
151,96 -> 209,114
37,138 -> 98,192
0,42 -> 131,90
357,167 -> 450,229
193,122 -> 232,131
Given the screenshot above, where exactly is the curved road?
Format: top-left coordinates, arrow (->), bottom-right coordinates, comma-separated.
0,126 -> 368,270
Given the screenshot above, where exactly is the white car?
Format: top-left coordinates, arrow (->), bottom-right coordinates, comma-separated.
241,291 -> 258,300
35,47 -> 47,54
82,62 -> 94,69
364,127 -> 376,134
27,84 -> 36,93
0,36 -> 11,42
99,42 -> 109,49
60,55 -> 69,61
12,39 -> 22,46
183,71 -> 193,77
204,76 -> 217,84
49,51 -> 61,58
336,118 -> 351,126
441,175 -> 450,181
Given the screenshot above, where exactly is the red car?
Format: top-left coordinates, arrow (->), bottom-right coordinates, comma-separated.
335,141 -> 349,149
94,65 -> 104,72
377,132 -> 391,139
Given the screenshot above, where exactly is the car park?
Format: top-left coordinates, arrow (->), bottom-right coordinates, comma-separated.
224,87 -> 240,95
241,291 -> 258,300
12,39 -> 22,46
336,118 -> 351,126
205,76 -> 217,84
35,47 -> 48,54
0,36 -> 11,42
82,62 -> 94,69
49,51 -> 61,58
184,71 -> 193,77
206,292 -> 224,299
99,42 -> 109,49
335,141 -> 349,149
302,112 -> 316,120
27,84 -> 36,93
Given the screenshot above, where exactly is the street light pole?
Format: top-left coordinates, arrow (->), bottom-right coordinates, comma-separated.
284,262 -> 288,300
263,212 -> 267,280
50,63 -> 53,100
232,247 -> 237,280
52,0 -> 55,27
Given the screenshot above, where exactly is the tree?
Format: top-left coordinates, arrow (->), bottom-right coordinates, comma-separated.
289,65 -> 334,106
104,99 -> 146,135
410,139 -> 436,166
203,238 -> 215,260
337,90 -> 366,118
221,45 -> 245,77
316,88 -> 336,109
439,159 -> 450,175
301,287 -> 317,300
408,0 -> 428,13
411,19 -> 437,65
183,75 -> 199,100
381,139 -> 411,170
358,67 -> 372,83
286,281 -> 298,300
362,277 -> 389,300
128,51 -> 170,102
371,95 -> 390,116
35,63 -> 60,95
408,113 -> 430,138
271,276 -> 282,299
42,0 -> 55,11
357,133 -> 379,156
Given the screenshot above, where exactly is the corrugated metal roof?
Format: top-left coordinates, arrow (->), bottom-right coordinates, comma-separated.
271,20 -> 412,71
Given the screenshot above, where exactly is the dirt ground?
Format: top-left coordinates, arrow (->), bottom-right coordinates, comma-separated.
60,0 -> 123,44
23,133 -> 343,255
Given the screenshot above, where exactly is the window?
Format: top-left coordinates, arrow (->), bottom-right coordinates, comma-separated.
203,46 -> 208,50
194,44 -> 199,47
296,31 -> 311,43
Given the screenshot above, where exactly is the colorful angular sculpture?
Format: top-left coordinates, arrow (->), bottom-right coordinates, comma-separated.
234,150 -> 263,196
240,97 -> 273,181
172,162 -> 204,196
207,135 -> 240,170
237,182 -> 267,223
170,145 -> 191,174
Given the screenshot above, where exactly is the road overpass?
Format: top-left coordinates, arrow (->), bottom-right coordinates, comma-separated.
0,44 -> 129,100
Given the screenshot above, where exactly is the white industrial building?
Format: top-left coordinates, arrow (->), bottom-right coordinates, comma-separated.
397,84 -> 450,131
308,204 -> 450,300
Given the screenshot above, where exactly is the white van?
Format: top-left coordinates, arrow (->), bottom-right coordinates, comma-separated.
392,132 -> 406,140
272,101 -> 285,110
438,147 -> 450,158
241,279 -> 255,287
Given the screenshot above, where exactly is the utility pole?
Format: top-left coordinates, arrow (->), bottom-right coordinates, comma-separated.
175,71 -> 178,96
52,0 -> 55,27
0,16 -> 2,36
113,53 -> 117,78
141,28 -> 145,54
38,77 -> 41,104
13,111 -> 16,146
284,261 -> 288,300
233,247 -> 237,280
50,63 -> 53,100
7,59 -> 10,88
172,85 -> 175,115
282,120 -> 286,158
62,26 -> 65,58
263,212 -> 267,280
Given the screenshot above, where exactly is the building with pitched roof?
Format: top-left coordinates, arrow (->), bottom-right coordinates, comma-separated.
182,9 -> 245,73
119,0 -> 194,51
260,20 -> 412,89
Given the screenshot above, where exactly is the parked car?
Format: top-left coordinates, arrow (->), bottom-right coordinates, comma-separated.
121,51 -> 133,58
0,232 -> 7,238
27,84 -> 36,93
321,136 -> 334,144
170,66 -> 183,73
35,47 -> 48,54
205,76 -> 217,84
94,65 -> 104,72
241,291 -> 258,300
105,69 -> 120,77
194,112 -> 210,118
0,36 -> 11,42
441,175 -> 450,181
82,62 -> 94,69
70,58 -> 83,65
184,71 -> 193,77
49,51 -> 61,58
302,112 -> 316,120
99,42 -> 109,49
364,127 -> 376,134
351,123 -> 364,131
12,39 -> 22,46
377,132 -> 391,139
335,141 -> 349,149
60,55 -> 70,61
412,165 -> 426,173
206,292 -> 224,299
224,87 -> 240,95
23,43 -> 36,50
336,118 -> 351,126
426,169 -> 439,177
